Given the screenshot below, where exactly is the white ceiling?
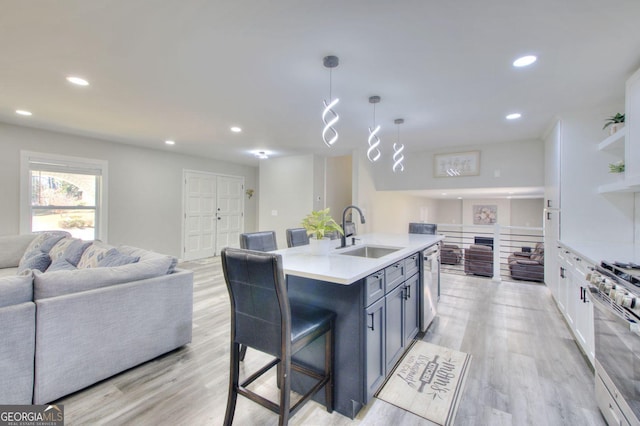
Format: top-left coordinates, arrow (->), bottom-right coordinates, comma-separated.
1,1 -> 640,181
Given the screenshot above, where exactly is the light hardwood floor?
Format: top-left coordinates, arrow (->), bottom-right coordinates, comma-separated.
56,257 -> 606,425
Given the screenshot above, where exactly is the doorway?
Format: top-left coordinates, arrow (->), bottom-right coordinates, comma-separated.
183,171 -> 244,260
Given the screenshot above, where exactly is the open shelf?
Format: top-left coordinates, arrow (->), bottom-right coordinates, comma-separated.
597,126 -> 626,151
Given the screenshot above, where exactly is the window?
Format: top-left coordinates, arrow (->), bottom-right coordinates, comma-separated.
21,151 -> 108,240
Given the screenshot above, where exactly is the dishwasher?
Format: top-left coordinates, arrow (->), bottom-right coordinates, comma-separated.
421,244 -> 440,331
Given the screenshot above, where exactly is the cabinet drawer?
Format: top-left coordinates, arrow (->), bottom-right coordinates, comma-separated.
385,261 -> 405,292
404,253 -> 420,278
364,271 -> 385,306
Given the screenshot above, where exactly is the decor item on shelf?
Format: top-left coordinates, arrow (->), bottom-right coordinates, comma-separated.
322,55 -> 340,148
301,208 -> 344,255
392,118 -> 405,173
367,95 -> 382,162
609,160 -> 625,173
603,113 -> 625,135
245,188 -> 254,199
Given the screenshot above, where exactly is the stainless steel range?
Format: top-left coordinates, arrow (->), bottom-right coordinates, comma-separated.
589,261 -> 640,426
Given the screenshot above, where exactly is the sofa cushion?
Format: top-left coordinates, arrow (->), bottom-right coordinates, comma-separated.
0,272 -> 33,308
22,231 -> 69,256
97,250 -> 139,267
118,245 -> 177,274
0,234 -> 38,269
77,243 -> 117,269
34,255 -> 176,300
17,251 -> 52,274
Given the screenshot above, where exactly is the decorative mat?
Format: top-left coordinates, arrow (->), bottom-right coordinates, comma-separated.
376,340 -> 472,426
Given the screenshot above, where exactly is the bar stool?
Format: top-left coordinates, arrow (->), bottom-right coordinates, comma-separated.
239,231 -> 278,252
221,248 -> 335,425
285,228 -> 309,248
408,222 -> 437,234
237,231 -> 278,360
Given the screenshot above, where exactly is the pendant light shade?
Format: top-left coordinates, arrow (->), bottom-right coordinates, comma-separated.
367,96 -> 382,162
322,55 -> 340,147
392,118 -> 405,172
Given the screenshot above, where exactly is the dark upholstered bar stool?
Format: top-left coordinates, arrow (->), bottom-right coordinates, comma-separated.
239,231 -> 278,252
285,228 -> 309,248
238,231 -> 278,361
221,248 -> 335,426
408,222 -> 437,235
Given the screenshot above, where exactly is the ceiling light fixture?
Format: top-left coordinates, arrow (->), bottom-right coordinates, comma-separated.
15,109 -> 32,116
165,140 -> 175,145
513,55 -> 537,67
367,95 -> 382,162
506,113 -> 522,120
230,126 -> 242,133
392,118 -> 405,173
322,55 -> 340,148
255,151 -> 269,159
66,76 -> 89,86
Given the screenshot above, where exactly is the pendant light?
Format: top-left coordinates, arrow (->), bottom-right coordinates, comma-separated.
322,55 -> 340,147
367,95 -> 381,162
392,118 -> 405,172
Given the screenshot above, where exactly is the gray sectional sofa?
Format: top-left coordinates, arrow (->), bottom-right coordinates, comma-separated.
0,233 -> 194,405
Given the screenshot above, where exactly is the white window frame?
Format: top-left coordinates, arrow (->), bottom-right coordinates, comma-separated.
20,151 -> 108,241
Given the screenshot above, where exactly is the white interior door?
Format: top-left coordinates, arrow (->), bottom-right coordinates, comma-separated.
216,175 -> 244,253
183,172 -> 217,260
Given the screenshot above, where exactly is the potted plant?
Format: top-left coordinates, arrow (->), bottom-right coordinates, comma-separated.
301,208 -> 344,255
603,113 -> 625,135
609,160 -> 625,174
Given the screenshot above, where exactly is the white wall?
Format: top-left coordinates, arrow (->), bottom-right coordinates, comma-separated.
367,192 -> 435,234
510,198 -> 544,228
0,122 -> 258,258
326,155 -> 352,219
258,154 -> 317,248
559,104 -> 635,244
370,139 -> 544,191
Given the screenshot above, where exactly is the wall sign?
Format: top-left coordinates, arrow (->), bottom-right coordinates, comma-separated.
434,151 -> 480,177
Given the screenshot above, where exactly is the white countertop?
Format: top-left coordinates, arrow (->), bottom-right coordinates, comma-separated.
274,233 -> 443,285
558,239 -> 639,266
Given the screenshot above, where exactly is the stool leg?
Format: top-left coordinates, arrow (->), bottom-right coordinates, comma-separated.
239,344 -> 247,361
324,326 -> 334,413
278,358 -> 291,426
224,343 -> 240,426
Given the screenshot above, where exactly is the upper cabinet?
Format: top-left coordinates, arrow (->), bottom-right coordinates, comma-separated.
598,66 -> 640,193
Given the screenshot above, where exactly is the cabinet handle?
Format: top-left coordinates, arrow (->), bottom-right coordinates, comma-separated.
580,286 -> 584,302
368,312 -> 375,331
560,266 -> 565,278
546,212 -> 551,220
547,199 -> 552,208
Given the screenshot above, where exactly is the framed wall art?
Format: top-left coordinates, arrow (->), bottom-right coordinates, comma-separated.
434,151 -> 480,177
473,204 -> 497,225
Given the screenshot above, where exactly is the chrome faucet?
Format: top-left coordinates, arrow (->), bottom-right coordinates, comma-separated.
340,205 -> 366,248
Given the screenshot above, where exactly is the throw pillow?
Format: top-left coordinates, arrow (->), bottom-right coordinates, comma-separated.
77,244 -> 117,269
24,231 -> 69,254
65,239 -> 92,266
97,250 -> 140,267
49,237 -> 74,261
17,250 -> 51,274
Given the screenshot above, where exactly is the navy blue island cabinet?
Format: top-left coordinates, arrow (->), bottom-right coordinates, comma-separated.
286,250 -> 423,419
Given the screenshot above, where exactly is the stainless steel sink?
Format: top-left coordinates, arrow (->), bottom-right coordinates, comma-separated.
338,245 -> 401,259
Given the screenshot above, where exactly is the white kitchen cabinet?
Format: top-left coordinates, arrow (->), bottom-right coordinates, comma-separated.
553,245 -> 595,367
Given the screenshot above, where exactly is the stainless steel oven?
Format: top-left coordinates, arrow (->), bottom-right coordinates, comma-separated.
590,263 -> 640,426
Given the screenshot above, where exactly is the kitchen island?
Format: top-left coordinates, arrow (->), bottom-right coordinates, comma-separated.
275,233 -> 443,418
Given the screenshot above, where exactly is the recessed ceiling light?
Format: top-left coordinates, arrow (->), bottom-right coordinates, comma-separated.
255,151 -> 269,159
230,126 -> 242,133
165,140 -> 175,145
506,113 -> 522,120
66,76 -> 89,86
457,197 -> 463,200
441,193 -> 447,196
15,110 -> 32,116
513,55 -> 537,67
